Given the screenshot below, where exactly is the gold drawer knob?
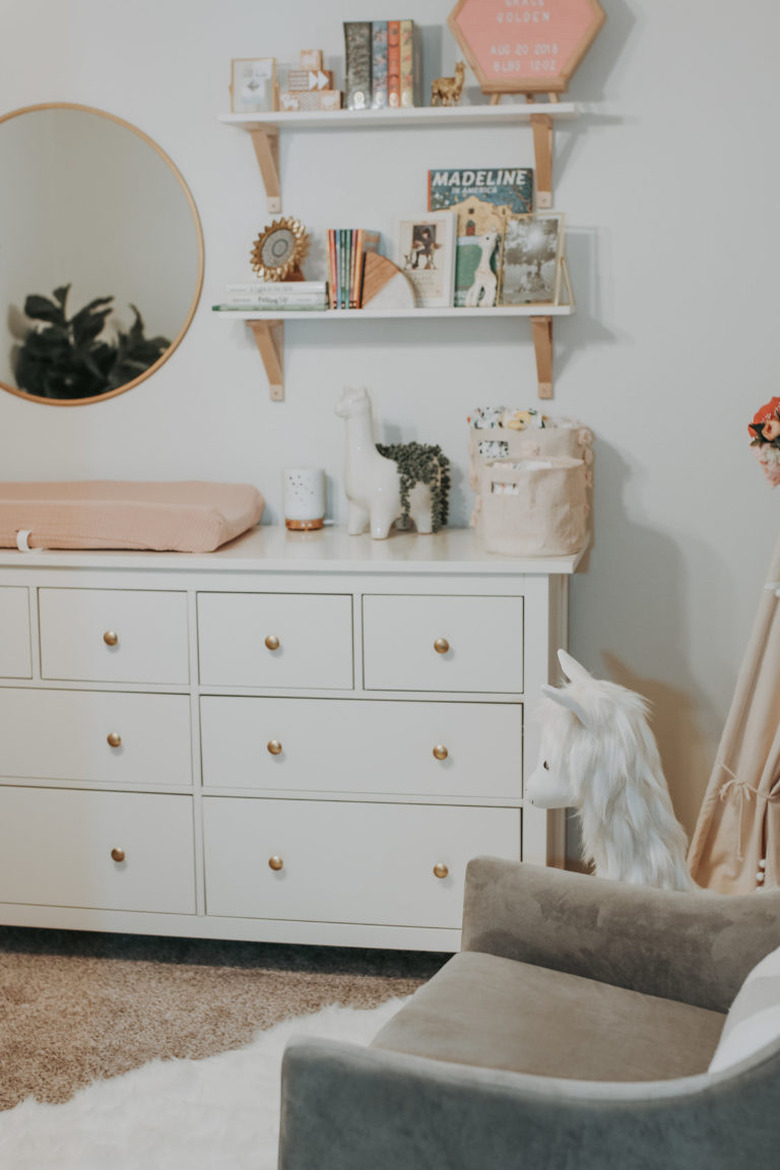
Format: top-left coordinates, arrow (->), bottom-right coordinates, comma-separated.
103,630 -> 119,647
432,744 -> 449,761
111,847 -> 126,863
433,637 -> 450,655
268,855 -> 284,871
265,634 -> 280,651
106,732 -> 122,749
267,739 -> 283,756
433,863 -> 449,879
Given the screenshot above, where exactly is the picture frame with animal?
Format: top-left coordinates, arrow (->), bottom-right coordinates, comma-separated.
396,212 -> 457,308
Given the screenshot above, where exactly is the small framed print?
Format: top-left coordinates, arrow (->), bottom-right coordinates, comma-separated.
230,58 -> 277,113
499,213 -> 565,306
397,212 -> 457,308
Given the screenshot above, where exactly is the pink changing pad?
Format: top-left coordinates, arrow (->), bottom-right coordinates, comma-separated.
0,481 -> 265,553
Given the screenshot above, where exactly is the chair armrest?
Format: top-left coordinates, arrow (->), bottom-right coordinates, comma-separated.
279,1037 -> 778,1170
461,857 -> 780,1012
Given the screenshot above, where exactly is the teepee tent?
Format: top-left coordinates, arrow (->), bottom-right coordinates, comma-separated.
688,532 -> 780,892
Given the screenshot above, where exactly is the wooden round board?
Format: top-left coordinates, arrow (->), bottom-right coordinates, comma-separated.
362,252 -> 416,309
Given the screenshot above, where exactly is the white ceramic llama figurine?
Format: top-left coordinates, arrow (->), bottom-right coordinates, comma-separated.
335,386 -> 434,540
464,231 -> 499,308
526,649 -> 695,891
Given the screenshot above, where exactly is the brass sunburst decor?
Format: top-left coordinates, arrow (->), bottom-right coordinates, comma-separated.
250,217 -> 309,281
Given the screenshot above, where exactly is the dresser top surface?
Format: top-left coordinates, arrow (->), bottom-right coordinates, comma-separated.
0,526 -> 584,576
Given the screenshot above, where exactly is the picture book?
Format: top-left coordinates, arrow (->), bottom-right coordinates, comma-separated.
371,22 -> 388,109
454,233 -> 503,308
387,21 -> 401,108
396,212 -> 456,308
344,21 -> 372,109
428,167 -> 534,227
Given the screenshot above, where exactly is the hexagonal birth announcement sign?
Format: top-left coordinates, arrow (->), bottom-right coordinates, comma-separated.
448,0 -> 605,94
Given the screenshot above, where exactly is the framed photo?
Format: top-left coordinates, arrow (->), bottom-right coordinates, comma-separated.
396,212 -> 457,308
499,213 -> 565,306
230,58 -> 277,113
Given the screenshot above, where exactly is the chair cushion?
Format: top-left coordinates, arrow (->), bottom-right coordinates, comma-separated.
372,951 -> 725,1082
708,943 -> 780,1073
0,481 -> 264,552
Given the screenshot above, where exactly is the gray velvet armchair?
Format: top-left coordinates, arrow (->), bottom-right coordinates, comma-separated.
279,857 -> 780,1170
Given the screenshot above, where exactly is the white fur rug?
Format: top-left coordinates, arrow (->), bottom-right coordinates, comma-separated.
0,997 -> 408,1170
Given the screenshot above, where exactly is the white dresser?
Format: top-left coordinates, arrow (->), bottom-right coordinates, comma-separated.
0,527 -> 580,951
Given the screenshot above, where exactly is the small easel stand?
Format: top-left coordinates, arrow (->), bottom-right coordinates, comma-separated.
688,531 -> 780,893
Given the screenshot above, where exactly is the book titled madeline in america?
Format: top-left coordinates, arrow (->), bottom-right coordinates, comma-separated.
428,167 -> 534,221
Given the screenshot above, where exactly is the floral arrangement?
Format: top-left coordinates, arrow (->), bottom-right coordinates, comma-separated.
748,397 -> 780,487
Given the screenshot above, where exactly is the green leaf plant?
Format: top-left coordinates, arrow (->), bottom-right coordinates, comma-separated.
13,284 -> 171,400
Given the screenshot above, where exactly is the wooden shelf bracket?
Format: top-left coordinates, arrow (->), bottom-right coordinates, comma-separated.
247,320 -> 284,401
530,113 -> 554,209
249,126 -> 281,213
531,315 -> 554,400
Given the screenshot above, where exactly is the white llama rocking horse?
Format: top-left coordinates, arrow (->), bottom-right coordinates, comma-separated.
335,386 -> 444,540
526,649 -> 695,890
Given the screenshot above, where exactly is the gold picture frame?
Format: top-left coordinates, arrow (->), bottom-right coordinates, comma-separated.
250,218 -> 310,281
230,58 -> 277,113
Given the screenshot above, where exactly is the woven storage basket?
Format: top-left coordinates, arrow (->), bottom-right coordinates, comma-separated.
479,457 -> 590,557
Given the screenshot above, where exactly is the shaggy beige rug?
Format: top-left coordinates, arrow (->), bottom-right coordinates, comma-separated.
0,926 -> 446,1109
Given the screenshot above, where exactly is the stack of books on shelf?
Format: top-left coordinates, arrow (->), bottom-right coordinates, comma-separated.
327,229 -> 381,309
215,282 -> 329,312
344,20 -> 418,110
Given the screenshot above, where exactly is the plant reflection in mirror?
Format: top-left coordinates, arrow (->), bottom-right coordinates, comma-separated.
12,284 -> 171,400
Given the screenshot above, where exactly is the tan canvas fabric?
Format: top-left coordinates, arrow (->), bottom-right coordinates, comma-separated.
478,457 -> 590,557
468,421 -> 592,493
688,531 -> 780,893
0,481 -> 264,552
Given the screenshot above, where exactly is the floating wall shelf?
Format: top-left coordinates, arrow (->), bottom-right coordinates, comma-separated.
218,102 -> 580,400
218,102 -> 578,211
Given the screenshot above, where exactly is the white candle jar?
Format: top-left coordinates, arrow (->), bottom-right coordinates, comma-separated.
282,467 -> 326,530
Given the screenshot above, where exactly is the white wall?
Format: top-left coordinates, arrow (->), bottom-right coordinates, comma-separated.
0,0 -> 777,838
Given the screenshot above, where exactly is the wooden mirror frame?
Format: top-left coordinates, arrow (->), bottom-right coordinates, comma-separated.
0,102 -> 204,407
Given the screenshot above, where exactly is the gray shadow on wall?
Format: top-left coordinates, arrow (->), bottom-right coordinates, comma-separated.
569,441 -> 726,841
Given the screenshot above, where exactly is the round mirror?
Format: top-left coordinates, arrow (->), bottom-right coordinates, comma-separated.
0,103 -> 204,405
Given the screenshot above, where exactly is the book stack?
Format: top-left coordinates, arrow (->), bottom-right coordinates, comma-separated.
216,282 -> 329,311
327,230 -> 381,309
344,20 -> 418,110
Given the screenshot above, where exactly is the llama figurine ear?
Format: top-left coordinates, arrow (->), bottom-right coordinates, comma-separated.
541,683 -> 593,731
557,649 -> 592,685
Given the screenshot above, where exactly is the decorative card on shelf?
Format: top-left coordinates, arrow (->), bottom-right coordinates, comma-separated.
453,231 -> 503,308
230,58 -> 277,113
499,213 -> 565,306
397,212 -> 457,308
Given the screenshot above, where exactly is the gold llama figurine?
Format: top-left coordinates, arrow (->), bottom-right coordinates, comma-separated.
431,61 -> 466,107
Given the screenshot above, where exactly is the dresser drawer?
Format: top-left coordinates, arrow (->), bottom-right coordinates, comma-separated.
362,595 -> 524,693
0,688 -> 191,786
0,787 -> 196,913
39,589 -> 189,683
201,696 -> 522,800
0,588 -> 32,678
197,593 -> 353,689
203,797 -> 519,928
